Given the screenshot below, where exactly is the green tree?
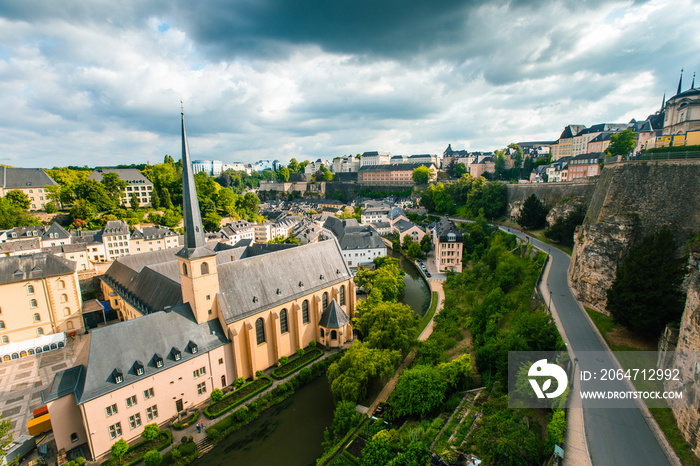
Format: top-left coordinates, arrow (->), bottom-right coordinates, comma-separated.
141,423 -> 160,441
327,342 -> 400,403
150,188 -> 160,209
278,166 -> 290,182
210,389 -> 224,403
1,411 -> 13,465
406,241 -> 422,259
493,152 -> 507,180
288,158 -> 300,173
130,193 -> 139,211
354,300 -> 419,353
5,190 -> 30,210
546,410 -> 566,448
391,365 -> 448,417
401,234 -> 414,250
437,354 -> 472,390
325,400 -> 361,444
606,228 -> 686,336
354,259 -> 405,302
516,194 -> 548,230
74,178 -> 118,211
160,187 -> 174,210
70,199 -> 98,223
100,172 -> 128,199
203,213 -> 222,232
454,163 -> 467,178
323,170 -> 333,181
110,439 -> 129,466
544,204 -> 586,247
143,450 -> 162,466
0,198 -> 42,229
360,437 -> 393,466
606,129 -> 637,156
412,166 -> 433,184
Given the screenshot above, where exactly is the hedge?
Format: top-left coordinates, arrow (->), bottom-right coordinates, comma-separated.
271,348 -> 324,379
172,411 -> 199,430
101,430 -> 173,466
207,352 -> 344,444
204,376 -> 273,419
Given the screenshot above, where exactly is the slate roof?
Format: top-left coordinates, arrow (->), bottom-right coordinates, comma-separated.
323,217 -> 386,251
103,220 -> 129,236
394,218 -> 425,234
319,299 -> 350,329
0,238 -> 42,254
5,225 -> 44,240
41,366 -> 84,404
434,218 -> 463,243
88,168 -> 152,185
42,223 -> 71,241
0,167 -> 57,190
217,239 -> 351,324
74,305 -> 229,403
0,253 -> 76,285
358,163 -> 433,172
387,206 -> 406,221
131,226 -> 178,240
42,243 -> 88,255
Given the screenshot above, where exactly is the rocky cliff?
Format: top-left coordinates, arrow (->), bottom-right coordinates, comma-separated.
569,163 -> 700,311
504,180 -> 596,221
665,250 -> 700,457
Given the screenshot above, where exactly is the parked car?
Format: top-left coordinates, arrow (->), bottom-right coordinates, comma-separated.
426,272 -> 431,277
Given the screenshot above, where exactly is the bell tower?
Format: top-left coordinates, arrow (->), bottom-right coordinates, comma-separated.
176,110 -> 219,324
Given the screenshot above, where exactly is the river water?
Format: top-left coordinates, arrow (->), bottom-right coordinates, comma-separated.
195,251 -> 430,465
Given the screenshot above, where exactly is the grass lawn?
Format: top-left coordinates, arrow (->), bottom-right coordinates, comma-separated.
527,229 -> 573,255
585,308 -> 700,465
418,291 -> 439,334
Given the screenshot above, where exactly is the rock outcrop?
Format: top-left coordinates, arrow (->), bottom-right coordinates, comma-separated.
569,163 -> 700,310
545,197 -> 587,227
665,250 -> 700,457
504,180 -> 596,222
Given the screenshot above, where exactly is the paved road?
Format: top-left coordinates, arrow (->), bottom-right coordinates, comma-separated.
505,229 -> 671,466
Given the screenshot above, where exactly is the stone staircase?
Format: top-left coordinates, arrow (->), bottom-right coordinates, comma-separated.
196,436 -> 215,456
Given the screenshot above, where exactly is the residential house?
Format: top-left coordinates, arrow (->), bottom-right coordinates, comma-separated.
430,218 -> 464,273
358,163 -> 437,186
0,167 -> 58,211
567,153 -> 603,181
102,221 -> 132,261
88,169 -> 153,208
360,151 -> 392,166
220,220 -> 256,245
332,156 -> 361,173
322,217 -> 387,269
130,226 -> 180,253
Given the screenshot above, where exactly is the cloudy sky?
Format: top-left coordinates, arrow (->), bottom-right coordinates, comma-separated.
1,0 -> 698,168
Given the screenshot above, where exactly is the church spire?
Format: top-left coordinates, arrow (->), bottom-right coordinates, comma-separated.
177,109 -> 212,259
692,72 -> 696,89
660,92 -> 665,111
676,69 -> 683,95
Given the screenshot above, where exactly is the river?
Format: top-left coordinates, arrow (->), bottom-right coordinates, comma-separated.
194,252 -> 430,465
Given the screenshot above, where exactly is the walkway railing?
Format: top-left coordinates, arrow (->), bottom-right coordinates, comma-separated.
611,151 -> 700,162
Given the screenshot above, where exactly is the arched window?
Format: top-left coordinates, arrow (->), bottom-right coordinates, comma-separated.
201,262 -> 209,275
320,328 -> 325,338
33,313 -> 41,322
0,321 -> 4,329
64,307 -> 71,316
58,280 -> 66,289
67,321 -> 74,330
322,292 -> 328,311
28,285 -> 35,294
302,300 -> 309,324
182,263 -> 188,276
30,299 -> 37,308
1,336 -> 8,344
61,294 -> 68,303
255,318 -> 265,345
280,309 -> 288,334
340,285 -> 346,306
331,330 -> 337,340
37,328 -> 44,336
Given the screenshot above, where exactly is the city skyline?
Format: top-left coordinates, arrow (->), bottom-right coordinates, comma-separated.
1,0 -> 699,168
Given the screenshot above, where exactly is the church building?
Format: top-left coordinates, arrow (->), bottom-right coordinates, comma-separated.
42,112 -> 355,460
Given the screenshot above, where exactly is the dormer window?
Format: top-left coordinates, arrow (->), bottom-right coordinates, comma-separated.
171,347 -> 181,361
447,233 -> 456,242
187,341 -> 198,354
133,361 -> 144,376
153,353 -> 163,368
113,368 -> 124,384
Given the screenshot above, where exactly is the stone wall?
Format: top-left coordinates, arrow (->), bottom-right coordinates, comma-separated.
569,163 -> 700,310
504,180 -> 597,221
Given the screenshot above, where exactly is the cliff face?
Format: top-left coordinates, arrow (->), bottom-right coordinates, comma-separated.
666,251 -> 700,457
505,181 -> 596,221
569,163 -> 700,310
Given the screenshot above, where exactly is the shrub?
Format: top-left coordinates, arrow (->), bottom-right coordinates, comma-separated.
297,348 -> 305,357
141,423 -> 160,442
181,436 -> 188,444
210,389 -> 224,403
205,376 -> 273,418
76,458 -> 85,466
142,450 -> 162,466
255,370 -> 264,378
206,427 -> 218,439
309,340 -> 317,348
279,356 -> 289,366
271,348 -> 324,379
45,203 -> 58,214
235,377 -> 246,389
298,367 -> 312,383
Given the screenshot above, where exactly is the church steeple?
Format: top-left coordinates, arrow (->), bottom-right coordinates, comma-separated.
692,72 -> 696,90
660,92 -> 665,111
177,110 -> 213,259
676,69 -> 683,95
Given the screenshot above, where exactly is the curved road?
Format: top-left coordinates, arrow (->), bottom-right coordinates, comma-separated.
507,229 -> 671,466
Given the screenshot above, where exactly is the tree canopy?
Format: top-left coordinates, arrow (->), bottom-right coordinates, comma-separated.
412,166 -> 433,184
606,228 -> 687,336
390,365 -> 448,417
516,194 -> 548,230
606,129 -> 637,156
354,300 -> 419,353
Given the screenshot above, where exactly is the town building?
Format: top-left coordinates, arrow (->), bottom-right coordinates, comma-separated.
88,169 -> 153,208
358,163 -> 437,186
567,153 -> 603,181
42,113 -> 355,461
393,219 -> 427,244
550,125 -> 586,160
322,217 -> 387,269
361,205 -> 391,225
220,220 -> 256,245
360,151 -> 392,166
430,218 -> 463,273
0,167 -> 58,211
0,253 -> 84,348
663,72 -> 700,136
130,226 -> 180,253
332,156 -> 361,173
42,243 -> 92,272
101,221 -> 132,261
